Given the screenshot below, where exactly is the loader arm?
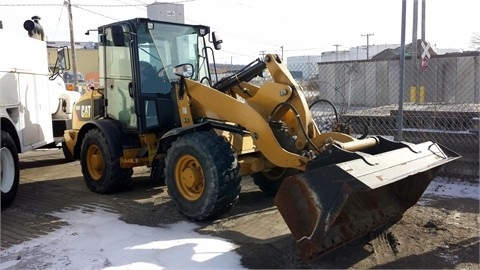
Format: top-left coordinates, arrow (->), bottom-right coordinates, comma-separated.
178,54 -> 372,171
243,55 -> 362,150
181,77 -> 308,170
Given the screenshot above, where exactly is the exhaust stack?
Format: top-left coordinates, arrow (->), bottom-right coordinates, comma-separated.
23,15 -> 45,41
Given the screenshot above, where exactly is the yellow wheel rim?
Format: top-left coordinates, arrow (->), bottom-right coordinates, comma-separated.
86,144 -> 104,181
175,155 -> 205,201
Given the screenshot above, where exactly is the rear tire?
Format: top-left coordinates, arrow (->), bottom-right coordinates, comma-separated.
164,131 -> 241,221
1,131 -> 19,209
80,129 -> 132,193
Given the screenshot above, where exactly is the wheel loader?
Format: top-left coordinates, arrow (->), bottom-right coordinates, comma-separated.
64,18 -> 459,261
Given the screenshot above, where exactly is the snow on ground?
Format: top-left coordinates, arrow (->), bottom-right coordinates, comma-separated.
0,177 -> 478,270
423,177 -> 479,200
0,209 -> 244,270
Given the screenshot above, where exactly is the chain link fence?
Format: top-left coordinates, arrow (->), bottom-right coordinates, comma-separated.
213,52 -> 480,180
298,52 -> 479,180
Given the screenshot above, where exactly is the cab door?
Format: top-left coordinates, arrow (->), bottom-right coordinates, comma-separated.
100,24 -> 137,131
135,25 -> 176,133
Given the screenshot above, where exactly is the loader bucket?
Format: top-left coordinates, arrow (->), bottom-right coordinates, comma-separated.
274,136 -> 460,261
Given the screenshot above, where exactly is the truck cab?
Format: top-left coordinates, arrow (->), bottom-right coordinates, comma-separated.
0,17 -> 80,208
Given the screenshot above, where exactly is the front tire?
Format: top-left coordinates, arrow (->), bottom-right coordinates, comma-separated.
1,131 -> 19,209
80,128 -> 132,193
165,131 -> 241,221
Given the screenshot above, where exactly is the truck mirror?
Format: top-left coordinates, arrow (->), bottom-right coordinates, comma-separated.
212,32 -> 222,50
57,47 -> 67,70
49,46 -> 69,80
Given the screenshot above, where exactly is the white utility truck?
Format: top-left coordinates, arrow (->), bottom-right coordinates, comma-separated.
0,16 -> 80,208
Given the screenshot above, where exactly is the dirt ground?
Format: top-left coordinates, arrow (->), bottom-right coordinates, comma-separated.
1,149 -> 479,269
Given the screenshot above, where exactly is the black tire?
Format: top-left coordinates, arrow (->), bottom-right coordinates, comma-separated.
164,131 -> 241,221
62,141 -> 75,162
252,167 -> 300,197
1,131 -> 19,209
80,129 -> 132,193
252,124 -> 301,196
150,158 -> 166,186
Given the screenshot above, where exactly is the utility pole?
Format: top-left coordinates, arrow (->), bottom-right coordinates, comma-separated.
361,33 -> 374,59
259,50 -> 266,59
412,0 -> 419,57
66,0 -> 78,92
333,44 -> 341,61
280,45 -> 284,61
397,0 -> 407,141
421,0 -> 426,42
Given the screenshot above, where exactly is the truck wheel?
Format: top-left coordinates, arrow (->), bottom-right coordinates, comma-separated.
80,129 -> 132,193
165,131 -> 241,221
252,125 -> 301,196
1,131 -> 19,209
62,142 -> 75,162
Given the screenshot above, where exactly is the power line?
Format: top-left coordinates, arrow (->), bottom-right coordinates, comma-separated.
73,4 -> 145,7
74,5 -> 120,21
53,3 -> 65,40
112,0 -> 146,11
0,2 -> 145,7
0,3 -> 62,6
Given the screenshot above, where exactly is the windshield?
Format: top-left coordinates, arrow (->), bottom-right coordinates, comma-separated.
137,22 -> 206,83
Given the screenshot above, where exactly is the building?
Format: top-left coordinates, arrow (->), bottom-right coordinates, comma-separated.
147,2 -> 184,23
287,43 -> 462,80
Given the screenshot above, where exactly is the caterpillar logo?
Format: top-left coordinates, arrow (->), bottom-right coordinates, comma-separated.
75,103 -> 91,119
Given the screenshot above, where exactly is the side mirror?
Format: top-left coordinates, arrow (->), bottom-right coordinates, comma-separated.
57,47 -> 67,70
174,63 -> 194,78
212,32 -> 222,50
49,46 -> 70,80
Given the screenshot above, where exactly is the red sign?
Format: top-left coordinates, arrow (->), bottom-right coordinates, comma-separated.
421,57 -> 429,70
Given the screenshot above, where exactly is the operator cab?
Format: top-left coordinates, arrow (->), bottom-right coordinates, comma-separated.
97,18 -> 220,134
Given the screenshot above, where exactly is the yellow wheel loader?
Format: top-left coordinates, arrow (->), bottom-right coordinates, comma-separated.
64,18 -> 459,260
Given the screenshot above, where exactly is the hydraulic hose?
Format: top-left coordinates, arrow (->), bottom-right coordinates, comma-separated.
213,58 -> 266,92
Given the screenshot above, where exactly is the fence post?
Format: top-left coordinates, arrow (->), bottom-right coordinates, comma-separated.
396,0 -> 407,141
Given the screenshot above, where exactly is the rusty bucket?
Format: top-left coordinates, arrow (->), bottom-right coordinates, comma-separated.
274,137 -> 460,261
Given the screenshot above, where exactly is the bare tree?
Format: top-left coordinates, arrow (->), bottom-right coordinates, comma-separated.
471,32 -> 480,51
